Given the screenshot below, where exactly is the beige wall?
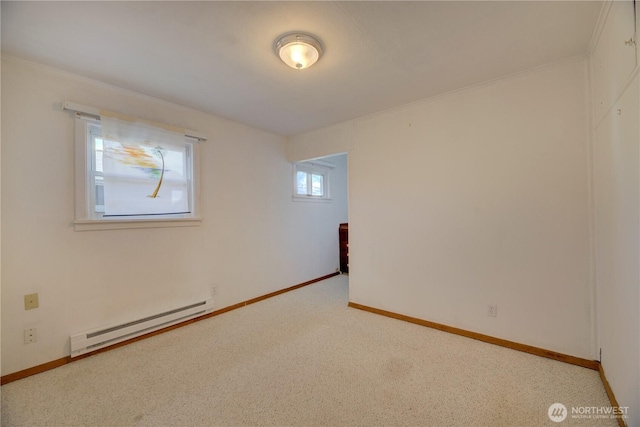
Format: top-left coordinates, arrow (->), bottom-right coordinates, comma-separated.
287,122 -> 354,163
0,57 -> 348,376
291,58 -> 595,359
590,1 -> 639,424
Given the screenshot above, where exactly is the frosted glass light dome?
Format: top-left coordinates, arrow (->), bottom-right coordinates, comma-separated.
274,33 -> 323,70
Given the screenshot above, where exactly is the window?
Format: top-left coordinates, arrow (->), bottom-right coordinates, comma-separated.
74,114 -> 202,231
293,161 -> 332,202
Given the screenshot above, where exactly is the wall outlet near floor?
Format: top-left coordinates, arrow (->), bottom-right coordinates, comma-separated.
487,304 -> 498,317
24,293 -> 39,310
211,285 -> 218,296
24,328 -> 38,344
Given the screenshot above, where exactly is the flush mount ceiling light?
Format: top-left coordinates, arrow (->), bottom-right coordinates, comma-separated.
274,32 -> 323,70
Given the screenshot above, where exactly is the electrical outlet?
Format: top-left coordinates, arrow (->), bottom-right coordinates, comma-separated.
487,304 -> 498,317
211,286 -> 218,296
24,328 -> 38,344
24,293 -> 39,310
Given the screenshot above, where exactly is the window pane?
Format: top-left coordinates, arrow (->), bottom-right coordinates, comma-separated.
94,138 -> 104,173
102,140 -> 189,216
311,174 -> 323,196
95,180 -> 104,207
297,171 -> 308,195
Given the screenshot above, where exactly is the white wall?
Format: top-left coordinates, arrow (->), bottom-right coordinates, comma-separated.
287,123 -> 355,163
0,56 -> 347,376
0,31 -> 3,377
290,58 -> 595,359
590,1 -> 639,425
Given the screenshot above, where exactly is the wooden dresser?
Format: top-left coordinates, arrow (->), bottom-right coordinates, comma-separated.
339,223 -> 349,273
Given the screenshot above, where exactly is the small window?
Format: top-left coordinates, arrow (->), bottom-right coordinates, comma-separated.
74,116 -> 202,231
293,162 -> 332,202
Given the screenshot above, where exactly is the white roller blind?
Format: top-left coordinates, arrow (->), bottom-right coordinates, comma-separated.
101,112 -> 190,217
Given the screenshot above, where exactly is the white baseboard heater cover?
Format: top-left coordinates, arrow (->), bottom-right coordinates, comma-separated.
70,298 -> 213,358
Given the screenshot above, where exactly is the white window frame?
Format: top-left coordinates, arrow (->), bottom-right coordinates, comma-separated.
292,161 -> 333,203
73,116 -> 203,231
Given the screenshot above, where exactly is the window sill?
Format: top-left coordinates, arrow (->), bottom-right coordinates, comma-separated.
292,196 -> 332,203
74,217 -> 202,231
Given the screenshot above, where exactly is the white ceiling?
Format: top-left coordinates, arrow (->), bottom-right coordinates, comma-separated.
1,1 -> 603,136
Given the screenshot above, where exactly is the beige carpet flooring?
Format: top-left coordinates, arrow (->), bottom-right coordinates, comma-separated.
1,275 -> 615,426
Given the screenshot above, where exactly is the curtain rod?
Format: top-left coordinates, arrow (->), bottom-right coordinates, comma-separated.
62,101 -> 208,142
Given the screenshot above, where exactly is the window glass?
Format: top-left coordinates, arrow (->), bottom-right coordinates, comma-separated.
84,121 -> 195,219
311,174 -> 324,196
102,139 -> 189,216
297,171 -> 308,195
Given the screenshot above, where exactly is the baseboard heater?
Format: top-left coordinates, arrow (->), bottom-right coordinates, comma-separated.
70,298 -> 214,358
